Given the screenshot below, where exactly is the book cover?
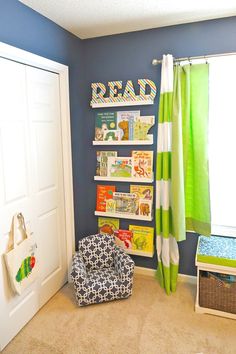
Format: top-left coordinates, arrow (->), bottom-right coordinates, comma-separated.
112,192 -> 136,214
103,130 -> 121,141
98,217 -> 119,236
132,150 -> 153,179
133,116 -> 155,140
106,199 -> 116,213
129,225 -> 154,255
95,112 -> 117,141
138,198 -> 152,217
117,111 -> 140,140
108,157 -> 133,178
114,229 -> 133,249
130,185 -> 154,215
96,185 -> 116,212
96,151 -> 117,176
96,151 -> 101,176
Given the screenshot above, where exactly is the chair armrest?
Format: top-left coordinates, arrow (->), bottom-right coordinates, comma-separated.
71,252 -> 88,285
114,245 -> 135,281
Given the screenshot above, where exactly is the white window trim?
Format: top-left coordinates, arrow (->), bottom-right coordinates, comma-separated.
187,226 -> 236,238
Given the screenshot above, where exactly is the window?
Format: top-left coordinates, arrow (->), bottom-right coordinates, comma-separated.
208,56 -> 236,236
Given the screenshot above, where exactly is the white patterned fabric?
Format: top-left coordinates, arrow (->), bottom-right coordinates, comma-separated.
71,234 -> 135,306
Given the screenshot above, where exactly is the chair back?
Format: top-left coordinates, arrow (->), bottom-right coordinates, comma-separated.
79,234 -> 115,270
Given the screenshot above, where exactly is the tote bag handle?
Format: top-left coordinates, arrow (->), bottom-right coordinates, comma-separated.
8,213 -> 28,250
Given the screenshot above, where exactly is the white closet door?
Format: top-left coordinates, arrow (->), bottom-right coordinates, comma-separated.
0,58 -> 67,350
26,66 -> 67,307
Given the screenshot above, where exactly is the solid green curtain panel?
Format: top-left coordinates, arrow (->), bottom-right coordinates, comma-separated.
156,56 -> 211,294
172,63 -> 211,239
182,64 -> 211,235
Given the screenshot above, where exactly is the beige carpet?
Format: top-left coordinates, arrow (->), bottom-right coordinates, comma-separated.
2,274 -> 236,354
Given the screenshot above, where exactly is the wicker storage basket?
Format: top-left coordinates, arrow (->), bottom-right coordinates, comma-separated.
199,271 -> 236,314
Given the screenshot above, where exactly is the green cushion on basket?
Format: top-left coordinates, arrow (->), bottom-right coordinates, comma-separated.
197,235 -> 236,268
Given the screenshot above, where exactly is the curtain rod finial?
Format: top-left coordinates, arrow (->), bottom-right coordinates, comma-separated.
152,59 -> 159,66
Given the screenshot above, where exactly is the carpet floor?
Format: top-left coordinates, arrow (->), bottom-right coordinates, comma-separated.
2,274 -> 236,354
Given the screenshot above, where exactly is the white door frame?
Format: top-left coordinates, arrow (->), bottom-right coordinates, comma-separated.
0,41 -> 75,278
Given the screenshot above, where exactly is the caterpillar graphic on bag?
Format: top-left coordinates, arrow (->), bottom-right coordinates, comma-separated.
4,213 -> 38,295
15,256 -> 36,282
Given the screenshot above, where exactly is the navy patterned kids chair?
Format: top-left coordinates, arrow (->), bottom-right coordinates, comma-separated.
71,234 -> 135,306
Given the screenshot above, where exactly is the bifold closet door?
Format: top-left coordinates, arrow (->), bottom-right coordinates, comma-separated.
0,58 -> 67,350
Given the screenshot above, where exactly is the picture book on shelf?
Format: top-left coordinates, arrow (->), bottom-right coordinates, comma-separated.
96,151 -> 117,176
105,199 -> 116,213
95,112 -> 117,141
129,225 -> 154,255
132,150 -> 153,179
112,192 -> 136,214
116,111 -> 140,140
133,116 -> 155,140
98,217 -> 119,236
107,157 -> 133,178
103,130 -> 121,141
96,185 -> 116,212
138,199 -> 152,217
130,185 -> 154,215
130,185 -> 154,200
114,229 -> 133,249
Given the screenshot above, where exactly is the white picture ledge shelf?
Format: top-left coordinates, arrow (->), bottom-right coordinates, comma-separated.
125,249 -> 154,258
91,100 -> 154,108
93,135 -> 153,146
94,211 -> 153,221
94,176 -> 154,183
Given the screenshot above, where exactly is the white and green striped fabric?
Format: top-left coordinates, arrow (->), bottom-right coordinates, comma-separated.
155,55 -> 211,295
156,55 -> 179,295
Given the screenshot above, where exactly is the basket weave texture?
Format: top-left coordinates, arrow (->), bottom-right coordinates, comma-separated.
199,272 -> 236,314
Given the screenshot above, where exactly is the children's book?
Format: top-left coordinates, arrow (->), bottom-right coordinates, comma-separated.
107,157 -> 133,178
96,151 -> 101,176
133,116 -> 155,140
103,130 -> 121,141
96,151 -> 118,176
130,185 -> 154,200
95,112 -> 117,141
116,111 -> 140,140
114,229 -> 133,249
106,199 -> 116,213
138,199 -> 152,218
96,185 -> 116,212
130,185 -> 154,215
129,225 -> 154,256
112,192 -> 136,214
132,150 -> 153,179
98,217 -> 119,236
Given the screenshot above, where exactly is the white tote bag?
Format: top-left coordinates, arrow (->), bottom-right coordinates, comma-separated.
4,213 -> 38,295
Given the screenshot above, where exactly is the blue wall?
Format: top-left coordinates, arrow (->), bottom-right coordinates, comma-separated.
1,1 -> 236,275
81,16 -> 236,275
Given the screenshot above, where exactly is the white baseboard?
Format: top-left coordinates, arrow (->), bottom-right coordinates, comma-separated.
134,266 -> 197,285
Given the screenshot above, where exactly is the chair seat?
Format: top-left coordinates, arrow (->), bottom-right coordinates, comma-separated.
88,267 -> 121,287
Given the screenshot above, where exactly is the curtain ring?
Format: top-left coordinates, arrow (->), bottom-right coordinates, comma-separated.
188,57 -> 192,66
204,55 -> 208,64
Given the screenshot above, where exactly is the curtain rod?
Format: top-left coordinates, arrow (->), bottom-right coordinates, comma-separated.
152,52 -> 236,66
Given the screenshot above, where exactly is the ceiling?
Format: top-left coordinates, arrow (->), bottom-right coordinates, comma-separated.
19,0 -> 236,39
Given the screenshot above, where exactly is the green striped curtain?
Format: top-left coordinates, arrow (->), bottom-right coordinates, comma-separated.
156,55 -> 211,295
156,55 -> 180,295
